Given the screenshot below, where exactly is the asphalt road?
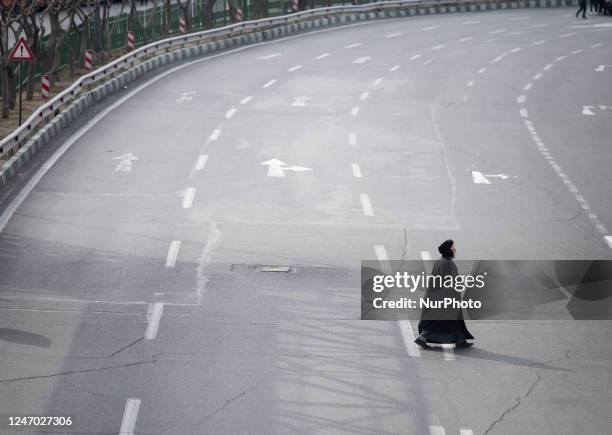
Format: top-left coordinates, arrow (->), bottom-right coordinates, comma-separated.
1,7 -> 612,435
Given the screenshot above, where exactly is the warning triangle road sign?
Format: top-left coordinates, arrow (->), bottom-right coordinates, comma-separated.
9,37 -> 34,61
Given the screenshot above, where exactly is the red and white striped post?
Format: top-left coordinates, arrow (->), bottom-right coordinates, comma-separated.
41,74 -> 50,101
292,0 -> 298,12
179,16 -> 186,34
84,49 -> 93,71
235,7 -> 243,21
127,31 -> 135,50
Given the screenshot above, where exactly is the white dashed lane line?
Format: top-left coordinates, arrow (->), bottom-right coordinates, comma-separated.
316,52 -> 330,59
165,241 -> 181,268
345,42 -> 362,48
477,67 -> 486,74
263,79 -> 277,88
348,132 -> 357,145
422,25 -> 439,31
288,64 -> 302,72
386,32 -> 402,38
351,164 -> 362,178
390,65 -> 400,72
359,91 -> 369,100
119,398 -> 141,435
209,128 -> 222,141
410,54 -> 422,60
351,106 -> 360,116
531,39 -> 546,46
373,78 -> 383,86
517,95 -> 526,103
533,72 -> 543,80
182,188 -> 196,209
195,154 -> 208,170
360,194 -> 374,216
458,36 -> 473,42
145,302 -> 164,340
240,96 -> 252,104
523,83 -> 533,91
225,107 -> 237,119
432,44 -> 445,50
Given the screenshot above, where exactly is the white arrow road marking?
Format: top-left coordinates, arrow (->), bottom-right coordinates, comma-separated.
165,241 -> 181,268
582,106 -> 596,115
471,171 -> 492,184
352,56 -> 371,64
119,399 -> 141,435
261,159 -> 311,177
113,153 -> 138,172
257,53 -> 282,60
292,96 -> 310,107
182,188 -> 196,208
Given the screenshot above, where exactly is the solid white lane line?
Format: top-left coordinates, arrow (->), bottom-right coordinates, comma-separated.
532,39 -> 546,46
605,236 -> 612,249
351,106 -> 360,116
263,79 -> 277,88
520,108 -> 529,118
225,107 -> 237,119
359,91 -> 369,100
477,67 -> 486,74
427,414 -> 446,435
517,95 -> 526,103
386,32 -> 402,38
165,241 -> 181,268
373,78 -> 383,86
458,36 -> 473,42
182,188 -> 196,209
409,54 -> 422,60
390,65 -> 400,72
145,302 -> 164,340
351,164 -> 362,178
348,132 -> 357,146
345,42 -> 362,48
534,72 -> 543,80
432,44 -> 445,50
119,399 -> 141,435
288,64 -> 302,72
467,81 -> 474,87
195,154 -> 208,170
240,96 -> 252,104
523,83 -> 533,91
209,128 -> 222,141
316,52 -> 330,59
360,194 -> 374,216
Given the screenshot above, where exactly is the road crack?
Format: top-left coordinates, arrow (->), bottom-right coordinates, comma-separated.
482,371 -> 542,435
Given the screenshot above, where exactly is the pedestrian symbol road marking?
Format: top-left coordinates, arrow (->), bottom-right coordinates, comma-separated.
261,159 -> 312,177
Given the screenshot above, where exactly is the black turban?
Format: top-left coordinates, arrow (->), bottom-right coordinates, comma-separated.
438,239 -> 454,258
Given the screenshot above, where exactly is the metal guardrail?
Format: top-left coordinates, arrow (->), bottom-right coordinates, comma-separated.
0,0 -> 553,159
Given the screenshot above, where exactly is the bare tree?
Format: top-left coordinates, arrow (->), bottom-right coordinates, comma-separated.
0,0 -> 21,118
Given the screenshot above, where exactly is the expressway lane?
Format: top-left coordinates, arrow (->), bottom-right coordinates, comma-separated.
1,7 -> 611,435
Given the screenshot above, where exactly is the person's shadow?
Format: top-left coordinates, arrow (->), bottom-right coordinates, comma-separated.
0,328 -> 51,348
453,346 -> 572,372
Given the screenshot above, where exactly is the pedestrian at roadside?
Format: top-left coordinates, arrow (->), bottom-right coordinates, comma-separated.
414,240 -> 474,349
577,0 -> 588,18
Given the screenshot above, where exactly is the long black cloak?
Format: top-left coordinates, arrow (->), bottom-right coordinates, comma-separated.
417,257 -> 474,343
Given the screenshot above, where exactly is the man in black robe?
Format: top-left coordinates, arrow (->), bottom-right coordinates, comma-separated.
414,240 -> 474,349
